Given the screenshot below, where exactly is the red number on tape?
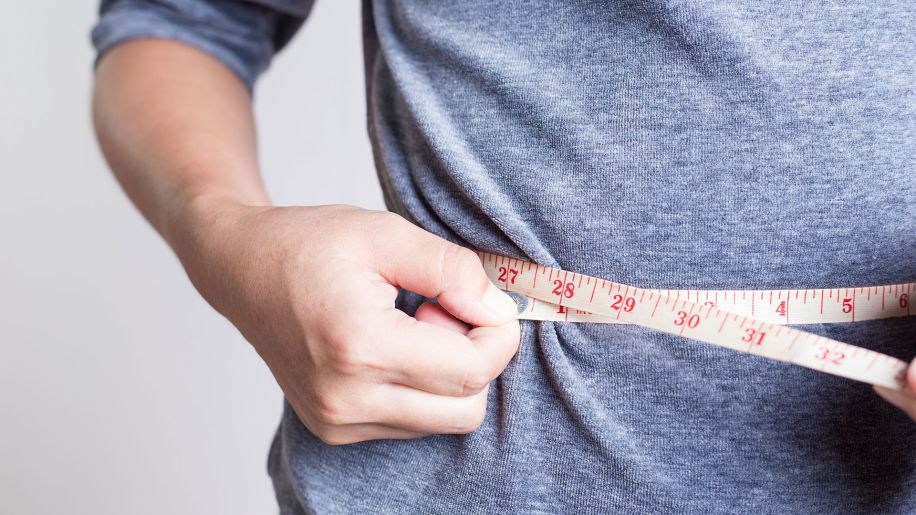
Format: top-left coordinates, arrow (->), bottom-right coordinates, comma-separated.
553,280 -> 575,298
674,311 -> 700,328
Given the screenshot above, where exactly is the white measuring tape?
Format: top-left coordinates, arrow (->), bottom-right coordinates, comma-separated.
478,252 -> 914,390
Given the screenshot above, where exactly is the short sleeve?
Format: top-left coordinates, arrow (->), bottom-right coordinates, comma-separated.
91,0 -> 316,91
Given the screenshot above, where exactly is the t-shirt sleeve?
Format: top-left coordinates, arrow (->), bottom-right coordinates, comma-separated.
91,0 -> 315,91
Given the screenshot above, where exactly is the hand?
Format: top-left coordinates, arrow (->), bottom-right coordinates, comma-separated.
175,201 -> 521,444
875,357 -> 916,421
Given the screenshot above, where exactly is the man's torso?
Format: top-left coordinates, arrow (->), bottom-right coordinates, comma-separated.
271,1 -> 916,512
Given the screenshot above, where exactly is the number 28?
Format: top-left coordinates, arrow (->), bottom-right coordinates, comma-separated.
553,280 -> 575,298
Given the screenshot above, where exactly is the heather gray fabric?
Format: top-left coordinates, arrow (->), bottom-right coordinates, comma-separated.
93,1 -> 916,512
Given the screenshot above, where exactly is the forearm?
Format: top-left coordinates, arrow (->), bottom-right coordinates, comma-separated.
92,39 -> 269,250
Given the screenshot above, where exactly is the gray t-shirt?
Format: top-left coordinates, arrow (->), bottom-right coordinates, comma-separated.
94,1 -> 916,512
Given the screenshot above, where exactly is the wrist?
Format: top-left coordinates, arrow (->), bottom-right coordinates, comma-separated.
164,190 -> 266,264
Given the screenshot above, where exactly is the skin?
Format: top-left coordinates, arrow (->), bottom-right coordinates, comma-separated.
92,39 -> 521,444
92,39 -> 916,448
876,371 -> 916,422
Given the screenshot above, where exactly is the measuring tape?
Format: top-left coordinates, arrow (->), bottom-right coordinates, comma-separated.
478,252 -> 915,390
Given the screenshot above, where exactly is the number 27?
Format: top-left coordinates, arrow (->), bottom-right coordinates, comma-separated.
497,266 -> 518,284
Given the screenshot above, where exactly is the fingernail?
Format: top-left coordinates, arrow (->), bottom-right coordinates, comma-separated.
482,283 -> 520,319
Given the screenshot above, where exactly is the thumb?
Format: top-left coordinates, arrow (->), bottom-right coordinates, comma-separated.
873,357 -> 916,421
909,356 -> 916,391
373,219 -> 518,326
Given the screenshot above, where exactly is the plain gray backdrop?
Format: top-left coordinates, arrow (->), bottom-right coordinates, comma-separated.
1,2 -> 383,513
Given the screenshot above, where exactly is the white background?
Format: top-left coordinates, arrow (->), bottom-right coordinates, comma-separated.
1,2 -> 382,513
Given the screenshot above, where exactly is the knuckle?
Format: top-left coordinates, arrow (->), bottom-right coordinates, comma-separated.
460,367 -> 491,396
504,326 -> 523,354
371,210 -> 406,235
324,330 -> 375,375
440,245 -> 483,282
489,324 -> 522,354
483,360 -> 508,385
331,341 -> 367,371
312,426 -> 354,446
455,403 -> 488,434
312,392 -> 350,427
507,319 -> 522,342
377,210 -> 404,224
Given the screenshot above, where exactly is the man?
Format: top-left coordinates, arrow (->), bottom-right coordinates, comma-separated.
91,0 -> 916,512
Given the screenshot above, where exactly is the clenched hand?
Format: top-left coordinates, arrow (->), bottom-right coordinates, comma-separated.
177,202 -> 521,444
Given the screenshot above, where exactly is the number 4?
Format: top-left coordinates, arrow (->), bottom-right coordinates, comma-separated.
775,301 -> 786,317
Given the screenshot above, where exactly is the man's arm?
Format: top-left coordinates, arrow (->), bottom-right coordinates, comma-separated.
92,38 -> 521,444
93,39 -> 266,247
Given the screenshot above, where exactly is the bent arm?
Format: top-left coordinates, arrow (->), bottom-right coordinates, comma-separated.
91,33 -> 523,447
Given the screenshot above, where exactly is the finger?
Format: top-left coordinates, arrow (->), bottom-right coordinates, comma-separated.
415,301 -> 470,334
308,422 -> 430,445
908,356 -> 916,391
292,398 -> 431,444
366,382 -> 491,435
874,386 -> 916,421
371,217 -> 517,326
374,309 -> 520,396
